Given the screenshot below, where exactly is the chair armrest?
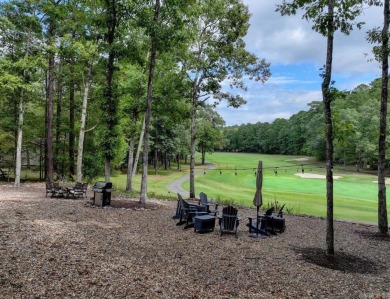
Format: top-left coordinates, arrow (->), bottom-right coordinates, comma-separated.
207,203 -> 219,210
189,204 -> 207,212
195,211 -> 208,216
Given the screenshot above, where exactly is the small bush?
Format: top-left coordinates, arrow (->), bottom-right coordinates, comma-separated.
214,195 -> 234,206
264,198 -> 296,215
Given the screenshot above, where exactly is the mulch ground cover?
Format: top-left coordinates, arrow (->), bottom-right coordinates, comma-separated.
0,183 -> 389,298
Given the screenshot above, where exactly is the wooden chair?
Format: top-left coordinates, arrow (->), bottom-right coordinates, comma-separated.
198,192 -> 219,215
69,182 -> 84,198
51,182 -> 65,198
45,182 -> 55,198
219,206 -> 240,237
82,183 -> 88,198
176,193 -> 207,229
247,215 -> 270,237
247,206 -> 285,236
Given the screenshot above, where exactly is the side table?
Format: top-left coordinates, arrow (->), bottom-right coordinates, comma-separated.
193,215 -> 216,233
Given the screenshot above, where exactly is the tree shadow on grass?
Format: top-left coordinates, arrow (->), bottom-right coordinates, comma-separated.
292,247 -> 385,274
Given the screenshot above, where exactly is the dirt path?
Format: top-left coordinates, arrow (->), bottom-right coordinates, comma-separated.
167,163 -> 216,197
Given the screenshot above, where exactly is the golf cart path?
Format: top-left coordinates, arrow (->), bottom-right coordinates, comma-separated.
168,163 -> 216,197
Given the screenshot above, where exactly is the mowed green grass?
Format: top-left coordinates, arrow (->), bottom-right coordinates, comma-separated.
102,166 -> 190,199
183,152 -> 383,224
104,152 -> 382,224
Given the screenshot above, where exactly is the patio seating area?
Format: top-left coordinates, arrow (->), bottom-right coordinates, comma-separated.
45,181 -> 88,199
175,192 -> 286,238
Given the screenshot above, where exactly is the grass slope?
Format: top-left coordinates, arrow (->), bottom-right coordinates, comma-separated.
106,152 -> 382,224
184,152 -> 382,223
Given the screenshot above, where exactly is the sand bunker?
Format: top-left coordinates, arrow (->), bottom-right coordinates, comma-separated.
295,173 -> 342,179
372,178 -> 390,184
286,157 -> 310,162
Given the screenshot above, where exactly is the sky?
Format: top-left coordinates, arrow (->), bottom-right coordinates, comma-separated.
216,1 -> 383,126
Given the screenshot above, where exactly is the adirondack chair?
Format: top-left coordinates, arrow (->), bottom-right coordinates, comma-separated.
176,193 -> 207,229
51,182 -> 65,198
219,206 -> 240,237
247,214 -> 270,237
263,207 -> 275,232
198,192 -> 219,215
247,206 -> 285,236
68,182 -> 84,198
45,182 -> 55,198
82,183 -> 88,198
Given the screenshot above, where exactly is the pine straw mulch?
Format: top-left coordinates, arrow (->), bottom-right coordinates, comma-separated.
0,183 -> 389,299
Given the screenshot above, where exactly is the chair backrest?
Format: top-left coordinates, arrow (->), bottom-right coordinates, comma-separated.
53,182 -> 60,190
46,182 -> 53,190
199,192 -> 208,206
221,206 -> 238,231
178,193 -> 190,210
74,182 -> 83,190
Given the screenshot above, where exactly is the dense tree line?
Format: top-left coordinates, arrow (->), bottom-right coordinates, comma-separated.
222,78 -> 388,169
0,0 -> 269,201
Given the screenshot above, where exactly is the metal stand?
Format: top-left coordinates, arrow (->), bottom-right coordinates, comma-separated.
248,206 -> 268,239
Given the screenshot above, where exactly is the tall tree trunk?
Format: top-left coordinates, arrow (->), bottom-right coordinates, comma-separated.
103,0 -> 118,183
189,84 -> 198,199
76,64 -> 93,183
154,148 -> 158,175
56,59 -> 63,174
133,116 -> 145,175
177,153 -> 180,170
69,58 -> 76,175
140,0 -> 160,204
14,90 -> 25,187
323,0 -> 335,256
46,25 -> 55,182
26,148 -> 30,169
378,0 -> 389,236
189,69 -> 201,199
126,113 -> 137,192
14,21 -> 32,187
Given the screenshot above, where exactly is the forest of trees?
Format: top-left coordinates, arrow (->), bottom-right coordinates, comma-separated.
0,0 -> 388,182
0,0 -> 269,188
222,79 -> 388,170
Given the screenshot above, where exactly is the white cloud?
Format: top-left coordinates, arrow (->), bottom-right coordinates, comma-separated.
267,76 -> 318,85
216,83 -> 322,126
214,1 -> 382,125
243,1 -> 382,74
